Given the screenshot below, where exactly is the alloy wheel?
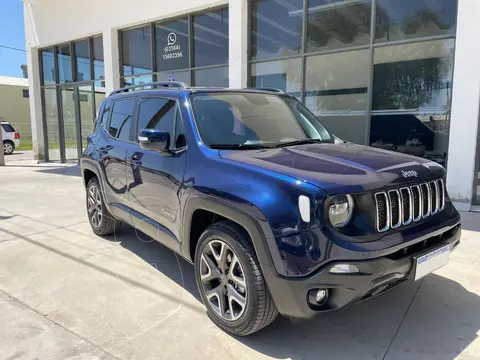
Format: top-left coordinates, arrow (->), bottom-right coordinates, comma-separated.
4,143 -> 13,154
87,185 -> 103,228
200,240 -> 247,321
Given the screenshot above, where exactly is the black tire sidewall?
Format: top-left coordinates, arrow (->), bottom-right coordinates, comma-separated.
194,227 -> 260,334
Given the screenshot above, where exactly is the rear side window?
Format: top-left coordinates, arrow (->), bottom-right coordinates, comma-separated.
1,123 -> 15,132
108,98 -> 136,142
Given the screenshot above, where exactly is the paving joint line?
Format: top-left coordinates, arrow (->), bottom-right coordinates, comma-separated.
381,279 -> 424,360
0,288 -> 125,360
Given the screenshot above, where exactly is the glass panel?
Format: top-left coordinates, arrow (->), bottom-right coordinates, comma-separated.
79,85 -> 94,151
154,71 -> 190,85
44,88 -> 61,161
121,26 -> 152,76
251,0 -> 303,60
138,98 -> 176,134
108,99 -> 136,141
93,36 -> 105,80
61,88 -> 78,161
57,45 -> 72,83
94,81 -> 106,113
193,8 -> 229,67
155,18 -> 189,71
306,0 -> 372,53
251,59 -> 302,98
122,74 -> 154,88
41,48 -> 55,85
74,39 -> 91,82
193,67 -> 228,87
376,0 -> 457,43
371,39 -> 455,166
304,50 -> 369,144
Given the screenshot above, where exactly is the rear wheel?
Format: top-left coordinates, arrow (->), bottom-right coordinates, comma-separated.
3,141 -> 14,155
86,177 -> 121,236
194,221 -> 278,336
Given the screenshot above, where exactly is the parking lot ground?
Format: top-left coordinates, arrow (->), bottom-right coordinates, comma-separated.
0,163 -> 479,360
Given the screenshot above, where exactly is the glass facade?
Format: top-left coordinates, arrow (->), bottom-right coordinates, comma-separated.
120,7 -> 229,87
40,36 -> 105,162
249,0 -> 457,166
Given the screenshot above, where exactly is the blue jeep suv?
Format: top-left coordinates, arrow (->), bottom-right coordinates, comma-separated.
81,82 -> 461,336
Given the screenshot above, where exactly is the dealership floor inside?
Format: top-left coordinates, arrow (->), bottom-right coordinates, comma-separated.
0,163 -> 479,360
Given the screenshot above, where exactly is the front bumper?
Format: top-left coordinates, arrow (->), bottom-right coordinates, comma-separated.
262,223 -> 461,319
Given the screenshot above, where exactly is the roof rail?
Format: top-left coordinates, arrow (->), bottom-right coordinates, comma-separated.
110,81 -> 189,95
251,87 -> 284,94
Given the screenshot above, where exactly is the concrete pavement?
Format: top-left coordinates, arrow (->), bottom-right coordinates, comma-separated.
0,164 -> 479,360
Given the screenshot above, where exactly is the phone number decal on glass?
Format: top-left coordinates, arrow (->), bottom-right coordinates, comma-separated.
163,52 -> 183,60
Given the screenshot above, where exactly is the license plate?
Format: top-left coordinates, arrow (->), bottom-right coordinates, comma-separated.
414,244 -> 450,281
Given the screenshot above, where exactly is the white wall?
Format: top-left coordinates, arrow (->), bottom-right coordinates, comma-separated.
446,0 -> 480,210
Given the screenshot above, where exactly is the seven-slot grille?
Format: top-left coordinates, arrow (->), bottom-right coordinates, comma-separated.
374,179 -> 445,232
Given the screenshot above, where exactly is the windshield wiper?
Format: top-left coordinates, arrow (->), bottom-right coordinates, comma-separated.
209,144 -> 272,150
274,139 -> 324,148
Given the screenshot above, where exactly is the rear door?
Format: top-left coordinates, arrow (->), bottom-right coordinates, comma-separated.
99,97 -> 137,208
126,96 -> 187,249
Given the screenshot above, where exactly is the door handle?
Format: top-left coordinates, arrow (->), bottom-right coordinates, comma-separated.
131,159 -> 142,169
99,145 -> 113,151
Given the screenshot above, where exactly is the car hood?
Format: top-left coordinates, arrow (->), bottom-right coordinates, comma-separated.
219,143 -> 445,194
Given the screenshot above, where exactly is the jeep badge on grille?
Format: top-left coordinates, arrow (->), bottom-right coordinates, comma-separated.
401,170 -> 418,178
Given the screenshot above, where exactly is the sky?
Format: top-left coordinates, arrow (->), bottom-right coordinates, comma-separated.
0,0 -> 26,78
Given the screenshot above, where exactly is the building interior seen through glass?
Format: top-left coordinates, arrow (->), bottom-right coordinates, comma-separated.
40,36 -> 105,162
250,0 -> 457,166
120,7 -> 229,88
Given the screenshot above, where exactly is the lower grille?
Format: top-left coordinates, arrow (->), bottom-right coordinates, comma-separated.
375,179 -> 445,232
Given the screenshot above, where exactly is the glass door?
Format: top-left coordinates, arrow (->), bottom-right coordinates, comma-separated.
61,87 -> 79,162
78,84 -> 95,152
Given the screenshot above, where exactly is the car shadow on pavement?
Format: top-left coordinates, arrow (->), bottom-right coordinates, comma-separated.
35,165 -> 81,177
103,225 -> 479,360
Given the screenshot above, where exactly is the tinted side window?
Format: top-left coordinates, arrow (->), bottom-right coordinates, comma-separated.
175,112 -> 186,148
138,98 -> 176,134
108,99 -> 135,141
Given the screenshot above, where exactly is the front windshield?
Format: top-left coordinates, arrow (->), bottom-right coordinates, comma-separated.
191,92 -> 334,148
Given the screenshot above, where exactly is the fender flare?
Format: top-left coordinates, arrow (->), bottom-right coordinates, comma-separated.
181,194 -> 278,270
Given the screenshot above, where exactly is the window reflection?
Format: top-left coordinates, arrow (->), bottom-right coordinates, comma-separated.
304,50 -> 369,144
251,0 -> 303,60
251,59 -> 302,98
306,0 -> 371,52
193,9 -> 229,66
93,36 -> 104,81
370,39 -> 455,165
155,18 -> 189,71
376,0 -> 457,43
57,45 -> 72,83
74,40 -> 91,81
121,26 -> 152,76
122,74 -> 154,88
193,67 -> 228,87
41,48 -> 55,85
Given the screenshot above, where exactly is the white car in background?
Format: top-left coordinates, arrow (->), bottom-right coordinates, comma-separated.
1,121 -> 20,155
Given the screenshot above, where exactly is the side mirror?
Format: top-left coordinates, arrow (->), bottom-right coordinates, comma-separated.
138,129 -> 171,155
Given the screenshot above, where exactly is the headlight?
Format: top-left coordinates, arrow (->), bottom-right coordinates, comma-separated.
328,195 -> 354,227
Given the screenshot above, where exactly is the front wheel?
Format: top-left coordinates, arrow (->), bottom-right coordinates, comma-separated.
194,221 -> 278,336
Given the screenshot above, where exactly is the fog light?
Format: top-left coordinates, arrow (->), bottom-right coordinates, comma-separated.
315,289 -> 327,303
330,264 -> 360,274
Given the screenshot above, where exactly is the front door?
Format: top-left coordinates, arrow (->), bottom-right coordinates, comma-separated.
126,97 -> 187,249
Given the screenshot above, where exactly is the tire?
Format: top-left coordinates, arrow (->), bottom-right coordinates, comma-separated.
194,221 -> 278,336
86,177 -> 121,236
3,141 -> 14,155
